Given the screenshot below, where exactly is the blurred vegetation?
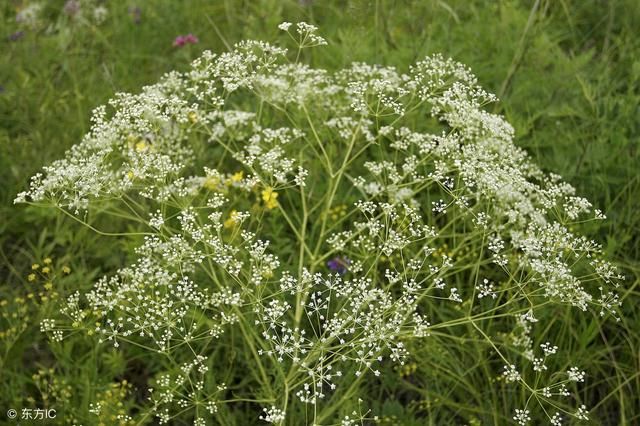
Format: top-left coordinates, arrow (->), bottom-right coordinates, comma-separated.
1,0 -> 638,424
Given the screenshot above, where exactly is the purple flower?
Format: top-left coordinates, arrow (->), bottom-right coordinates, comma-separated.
327,256 -> 351,275
63,0 -> 81,17
129,6 -> 141,24
173,33 -> 199,48
8,31 -> 24,42
184,34 -> 198,44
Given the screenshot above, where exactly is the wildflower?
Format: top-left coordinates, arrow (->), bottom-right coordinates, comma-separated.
43,257 -> 52,265
93,5 -> 108,24
327,256 -> 351,275
567,367 -> 585,382
224,210 -> 240,229
8,31 -> 25,42
513,409 -> 531,425
63,0 -> 81,17
540,342 -> 558,356
15,3 -> 42,29
449,287 -> 463,303
149,210 -> 164,229
128,6 -> 142,24
575,405 -> 589,421
173,34 -> 199,48
16,22 -> 622,424
261,187 -> 279,209
328,204 -> 347,220
28,273 -> 36,282
135,140 -> 149,152
476,279 -> 497,299
294,22 -> 327,46
260,406 -> 286,423
503,364 -> 521,382
203,176 -> 220,191
62,266 -> 71,274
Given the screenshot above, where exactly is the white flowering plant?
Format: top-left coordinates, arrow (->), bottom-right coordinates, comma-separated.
16,22 -> 623,425
11,0 -> 109,34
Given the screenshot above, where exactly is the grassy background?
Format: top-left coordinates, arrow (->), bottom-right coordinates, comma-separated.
1,0 -> 638,424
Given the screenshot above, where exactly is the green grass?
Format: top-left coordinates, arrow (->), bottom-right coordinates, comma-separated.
1,0 -> 638,424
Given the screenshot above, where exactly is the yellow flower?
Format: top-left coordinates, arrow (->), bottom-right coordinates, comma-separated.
62,266 -> 71,274
32,263 -> 40,270
329,204 -> 348,220
203,175 -> 220,191
43,257 -> 52,265
28,273 -> 36,282
231,171 -> 244,182
398,362 -> 417,377
261,187 -> 279,210
127,170 -> 135,180
188,111 -> 198,123
42,267 -> 50,274
126,134 -> 138,149
135,140 -> 148,152
44,282 -> 53,291
224,210 -> 240,229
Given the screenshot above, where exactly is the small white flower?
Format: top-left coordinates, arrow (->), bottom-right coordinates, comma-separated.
567,366 -> 585,382
503,364 -> 521,382
260,406 -> 285,423
513,409 -> 531,425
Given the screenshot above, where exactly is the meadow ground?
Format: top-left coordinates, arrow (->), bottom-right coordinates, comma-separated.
1,1 -> 638,424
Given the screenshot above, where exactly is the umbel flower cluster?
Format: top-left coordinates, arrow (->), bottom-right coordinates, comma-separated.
18,22 -> 622,425
14,0 -> 108,31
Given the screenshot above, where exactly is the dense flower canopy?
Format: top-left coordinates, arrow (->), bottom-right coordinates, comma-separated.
19,22 -> 622,425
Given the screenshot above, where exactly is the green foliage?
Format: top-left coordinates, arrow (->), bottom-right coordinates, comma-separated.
1,0 -> 638,424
